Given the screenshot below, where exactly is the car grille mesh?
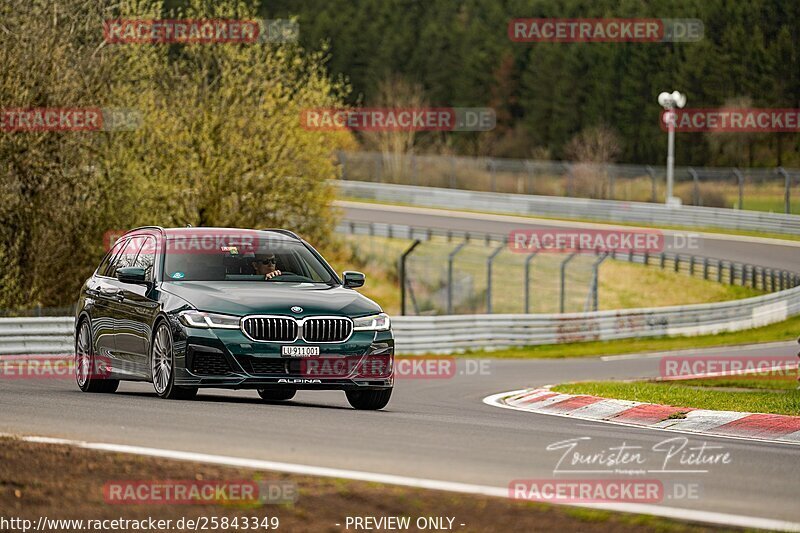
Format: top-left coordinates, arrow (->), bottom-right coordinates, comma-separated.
249,358 -> 288,375
243,317 -> 298,342
190,352 -> 231,375
303,318 -> 353,343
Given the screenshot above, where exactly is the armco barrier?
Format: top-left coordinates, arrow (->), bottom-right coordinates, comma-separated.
390,286 -> 800,353
336,180 -> 800,236
2,287 -> 799,355
0,317 -> 74,355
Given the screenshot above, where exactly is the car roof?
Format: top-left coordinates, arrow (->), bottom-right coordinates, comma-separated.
120,227 -> 300,242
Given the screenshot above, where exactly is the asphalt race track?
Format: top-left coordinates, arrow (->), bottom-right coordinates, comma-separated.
2,204 -> 799,528
3,346 -> 800,527
338,201 -> 800,271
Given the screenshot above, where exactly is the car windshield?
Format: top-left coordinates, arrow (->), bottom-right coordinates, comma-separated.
161,231 -> 336,284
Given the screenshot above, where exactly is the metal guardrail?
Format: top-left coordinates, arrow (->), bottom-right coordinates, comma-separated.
336,180 -> 800,236
338,151 -> 799,213
389,286 -> 800,354
0,317 -> 73,355
2,285 -> 798,355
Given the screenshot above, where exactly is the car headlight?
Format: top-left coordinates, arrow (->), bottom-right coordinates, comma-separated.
178,311 -> 241,329
352,313 -> 391,331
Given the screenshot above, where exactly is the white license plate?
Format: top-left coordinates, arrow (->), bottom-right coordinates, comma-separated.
281,346 -> 320,357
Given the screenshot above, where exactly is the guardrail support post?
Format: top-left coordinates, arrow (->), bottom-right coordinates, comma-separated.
559,253 -> 578,313
524,252 -> 538,313
703,257 -> 709,280
689,255 -> 695,276
486,243 -> 506,313
729,263 -> 735,285
447,240 -> 469,314
399,240 -> 422,316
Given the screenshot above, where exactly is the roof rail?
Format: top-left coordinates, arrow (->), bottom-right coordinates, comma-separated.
124,226 -> 165,236
262,229 -> 301,240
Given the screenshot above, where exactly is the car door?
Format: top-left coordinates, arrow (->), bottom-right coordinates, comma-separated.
104,236 -> 151,378
116,235 -> 161,375
85,237 -> 128,365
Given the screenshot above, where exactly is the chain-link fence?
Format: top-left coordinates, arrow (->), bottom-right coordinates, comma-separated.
336,221 -> 799,316
338,151 -> 800,214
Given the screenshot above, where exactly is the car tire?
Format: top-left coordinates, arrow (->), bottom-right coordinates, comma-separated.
345,388 -> 392,410
75,319 -> 119,394
257,389 -> 296,402
151,321 -> 197,400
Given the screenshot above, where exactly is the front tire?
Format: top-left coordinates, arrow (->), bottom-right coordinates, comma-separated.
257,389 -> 296,402
75,319 -> 119,393
345,389 -> 392,410
151,321 -> 197,400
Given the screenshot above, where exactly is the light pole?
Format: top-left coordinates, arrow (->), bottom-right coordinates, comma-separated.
658,91 -> 686,206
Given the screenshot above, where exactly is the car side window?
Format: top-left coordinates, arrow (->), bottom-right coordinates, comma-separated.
108,236 -> 145,277
97,238 -> 128,277
133,236 -> 157,281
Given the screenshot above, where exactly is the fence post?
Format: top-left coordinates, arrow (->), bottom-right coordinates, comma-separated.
778,167 -> 791,214
689,168 -> 699,205
591,253 -> 609,311
564,163 -> 574,197
486,243 -> 505,313
559,253 -> 578,313
524,252 -> 538,313
449,156 -> 457,189
339,151 -> 348,180
399,240 -> 422,316
733,168 -> 744,209
447,240 -> 469,314
646,165 -> 657,202
410,153 -> 417,186
489,159 -> 497,192
608,166 -> 615,200
376,153 -> 383,183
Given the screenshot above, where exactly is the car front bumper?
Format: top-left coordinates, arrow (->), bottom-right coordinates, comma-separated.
170,319 -> 394,390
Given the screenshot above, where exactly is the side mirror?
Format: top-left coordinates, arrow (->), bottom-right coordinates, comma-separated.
343,271 -> 365,289
116,266 -> 147,284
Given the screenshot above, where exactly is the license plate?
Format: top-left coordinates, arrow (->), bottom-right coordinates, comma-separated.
281,346 -> 320,357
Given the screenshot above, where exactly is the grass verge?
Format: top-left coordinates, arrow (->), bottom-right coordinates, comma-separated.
0,438 -> 714,533
552,372 -> 800,416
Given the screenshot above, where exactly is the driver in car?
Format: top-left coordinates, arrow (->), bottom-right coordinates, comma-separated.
251,254 -> 282,280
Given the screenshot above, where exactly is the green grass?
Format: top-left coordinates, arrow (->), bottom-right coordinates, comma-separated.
445,313 -> 800,359
680,374 -> 798,391
552,374 -> 800,416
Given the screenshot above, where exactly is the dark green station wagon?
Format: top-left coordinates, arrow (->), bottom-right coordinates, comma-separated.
74,227 -> 394,410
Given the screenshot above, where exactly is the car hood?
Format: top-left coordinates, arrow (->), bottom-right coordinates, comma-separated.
161,281 -> 382,318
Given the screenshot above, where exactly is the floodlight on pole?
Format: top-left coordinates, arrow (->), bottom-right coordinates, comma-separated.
658,91 -> 686,206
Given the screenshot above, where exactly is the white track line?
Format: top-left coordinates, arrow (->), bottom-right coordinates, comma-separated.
5,431 -> 800,532
600,340 -> 799,361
